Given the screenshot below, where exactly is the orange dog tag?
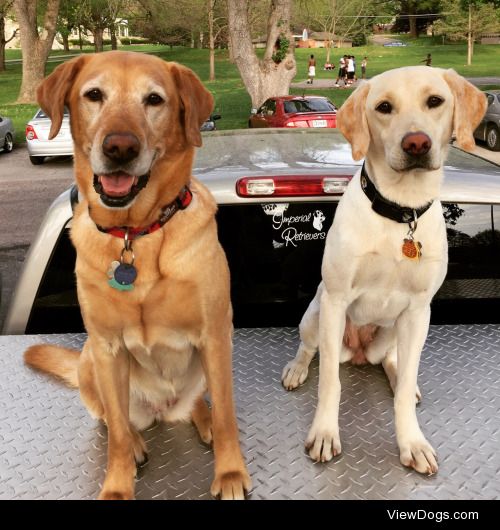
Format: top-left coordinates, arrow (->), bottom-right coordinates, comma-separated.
402,238 -> 422,260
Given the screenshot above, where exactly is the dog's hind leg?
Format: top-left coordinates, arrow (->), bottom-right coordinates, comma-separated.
192,395 -> 213,445
282,283 -> 322,390
370,329 -> 421,404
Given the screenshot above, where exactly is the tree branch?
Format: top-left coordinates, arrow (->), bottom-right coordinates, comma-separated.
5,27 -> 18,44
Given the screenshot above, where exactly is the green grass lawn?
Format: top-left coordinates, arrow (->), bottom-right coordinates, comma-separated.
1,37 -> 499,143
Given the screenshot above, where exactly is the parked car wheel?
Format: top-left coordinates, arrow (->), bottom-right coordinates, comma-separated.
30,155 -> 45,165
3,133 -> 13,153
486,124 -> 500,151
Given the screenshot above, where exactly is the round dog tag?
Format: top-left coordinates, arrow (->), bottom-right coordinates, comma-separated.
114,263 -> 137,285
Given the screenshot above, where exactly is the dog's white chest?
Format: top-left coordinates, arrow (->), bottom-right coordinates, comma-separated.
347,248 -> 442,326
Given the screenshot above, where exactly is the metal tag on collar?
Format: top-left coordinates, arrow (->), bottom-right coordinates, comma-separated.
108,228 -> 138,290
402,209 -> 422,260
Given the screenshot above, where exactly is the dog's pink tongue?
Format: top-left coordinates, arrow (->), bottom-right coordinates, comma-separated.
100,173 -> 135,197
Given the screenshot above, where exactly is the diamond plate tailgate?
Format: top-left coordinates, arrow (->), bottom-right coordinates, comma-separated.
0,325 -> 499,500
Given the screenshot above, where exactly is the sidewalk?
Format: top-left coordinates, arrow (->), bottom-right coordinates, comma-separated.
292,78 -> 360,90
292,76 -> 500,90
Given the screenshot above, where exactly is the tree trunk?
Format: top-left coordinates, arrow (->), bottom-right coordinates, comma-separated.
78,26 -> 83,50
94,27 -> 104,52
62,32 -> 70,52
193,31 -> 200,48
467,4 -> 472,66
110,25 -> 117,50
208,0 -> 215,81
13,0 -> 61,103
0,15 -> 6,72
227,0 -> 296,109
408,1 -> 418,38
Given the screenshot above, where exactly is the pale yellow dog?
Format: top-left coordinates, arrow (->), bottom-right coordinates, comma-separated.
283,66 -> 486,474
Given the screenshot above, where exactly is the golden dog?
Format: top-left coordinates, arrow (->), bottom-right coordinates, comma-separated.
25,51 -> 250,500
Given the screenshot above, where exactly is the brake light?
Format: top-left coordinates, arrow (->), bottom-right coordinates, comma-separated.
26,124 -> 38,140
236,175 -> 352,197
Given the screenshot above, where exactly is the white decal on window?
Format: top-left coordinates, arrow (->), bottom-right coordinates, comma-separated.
313,210 -> 326,231
262,203 -> 289,216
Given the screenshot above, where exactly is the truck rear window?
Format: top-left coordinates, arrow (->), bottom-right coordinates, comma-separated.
26,202 -> 500,333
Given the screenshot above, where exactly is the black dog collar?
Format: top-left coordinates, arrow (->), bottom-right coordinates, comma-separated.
360,163 -> 433,224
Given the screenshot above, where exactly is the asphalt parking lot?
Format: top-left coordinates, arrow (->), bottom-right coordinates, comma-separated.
0,146 -> 73,329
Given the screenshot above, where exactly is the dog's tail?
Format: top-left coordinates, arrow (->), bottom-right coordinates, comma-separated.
24,345 -> 80,388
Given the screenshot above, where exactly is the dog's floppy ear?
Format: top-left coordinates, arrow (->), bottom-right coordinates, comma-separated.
37,54 -> 90,140
170,63 -> 213,147
337,82 -> 370,161
443,69 -> 487,152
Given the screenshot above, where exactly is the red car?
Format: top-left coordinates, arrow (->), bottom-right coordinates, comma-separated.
249,95 -> 337,129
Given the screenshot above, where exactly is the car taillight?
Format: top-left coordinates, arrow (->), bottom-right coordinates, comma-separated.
285,120 -> 309,128
26,125 -> 38,140
236,175 -> 352,197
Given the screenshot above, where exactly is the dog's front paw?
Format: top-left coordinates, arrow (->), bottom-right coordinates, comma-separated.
305,425 -> 341,462
282,360 -> 309,390
211,470 -> 252,500
399,437 -> 438,475
98,488 -> 135,500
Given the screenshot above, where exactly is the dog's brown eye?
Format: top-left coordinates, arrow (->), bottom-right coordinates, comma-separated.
84,88 -> 103,102
427,96 -> 444,109
145,93 -> 164,106
376,101 -> 392,114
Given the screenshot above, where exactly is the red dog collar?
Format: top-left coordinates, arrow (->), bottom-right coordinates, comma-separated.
96,186 -> 193,240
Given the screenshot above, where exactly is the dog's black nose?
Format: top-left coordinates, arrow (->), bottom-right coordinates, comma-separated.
102,133 -> 140,163
401,132 -> 432,156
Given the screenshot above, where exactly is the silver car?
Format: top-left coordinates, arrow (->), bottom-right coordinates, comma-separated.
0,114 -> 14,154
26,108 -> 74,165
474,90 -> 500,151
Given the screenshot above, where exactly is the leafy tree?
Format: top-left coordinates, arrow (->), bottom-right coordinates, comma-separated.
0,0 -> 16,72
227,0 -> 297,109
136,0 -> 207,48
77,0 -> 126,52
392,1 -> 442,38
294,0 -> 376,64
207,0 -> 227,80
56,0 -> 80,51
434,0 -> 500,64
13,0 -> 60,102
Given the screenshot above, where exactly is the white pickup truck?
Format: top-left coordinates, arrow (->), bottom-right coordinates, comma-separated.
2,129 -> 500,500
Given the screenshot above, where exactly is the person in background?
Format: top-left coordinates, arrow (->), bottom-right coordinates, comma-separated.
334,55 -> 347,87
422,53 -> 432,66
346,55 -> 355,85
361,56 -> 368,79
307,54 -> 316,84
